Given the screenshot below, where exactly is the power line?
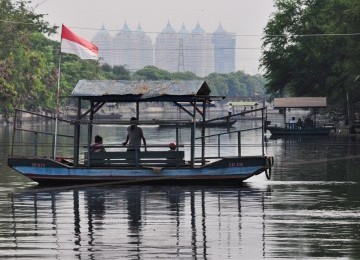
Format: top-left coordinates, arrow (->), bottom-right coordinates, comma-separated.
1,19 -> 360,38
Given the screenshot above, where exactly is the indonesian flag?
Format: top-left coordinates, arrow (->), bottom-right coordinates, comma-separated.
60,24 -> 98,60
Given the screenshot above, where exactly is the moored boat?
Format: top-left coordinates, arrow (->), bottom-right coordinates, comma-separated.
266,125 -> 333,136
7,80 -> 274,186
156,118 -> 237,128
266,97 -> 336,137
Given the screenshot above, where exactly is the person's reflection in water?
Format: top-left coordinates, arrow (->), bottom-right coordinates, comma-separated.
126,189 -> 142,231
125,188 -> 142,258
85,188 -> 106,247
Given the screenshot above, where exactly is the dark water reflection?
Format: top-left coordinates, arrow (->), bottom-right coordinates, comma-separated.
1,123 -> 360,259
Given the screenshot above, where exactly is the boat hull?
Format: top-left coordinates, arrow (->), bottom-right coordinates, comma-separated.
266,126 -> 332,136
8,156 -> 273,185
158,119 -> 237,128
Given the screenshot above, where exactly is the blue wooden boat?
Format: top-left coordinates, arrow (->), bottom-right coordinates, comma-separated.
7,80 -> 274,185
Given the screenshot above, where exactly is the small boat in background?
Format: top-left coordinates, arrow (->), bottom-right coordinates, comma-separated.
156,118 -> 237,128
266,97 -> 336,137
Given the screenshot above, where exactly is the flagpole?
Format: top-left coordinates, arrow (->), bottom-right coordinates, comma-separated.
53,25 -> 63,159
52,24 -> 98,159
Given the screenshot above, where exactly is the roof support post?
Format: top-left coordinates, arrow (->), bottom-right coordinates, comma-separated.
136,102 -> 139,120
190,101 -> 196,167
201,101 -> 206,165
87,101 -> 94,167
261,108 -> 265,155
73,97 -> 81,166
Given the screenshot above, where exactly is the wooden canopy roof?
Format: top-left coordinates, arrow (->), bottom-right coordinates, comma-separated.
71,80 -> 215,103
273,97 -> 327,108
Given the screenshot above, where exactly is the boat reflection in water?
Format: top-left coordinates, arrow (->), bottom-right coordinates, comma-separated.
7,185 -> 271,259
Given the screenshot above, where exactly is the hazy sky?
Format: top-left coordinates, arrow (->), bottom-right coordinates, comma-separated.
33,0 -> 275,74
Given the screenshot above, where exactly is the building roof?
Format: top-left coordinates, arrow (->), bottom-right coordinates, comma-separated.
192,22 -> 205,34
162,21 -> 175,34
121,22 -> 131,32
178,23 -> 188,36
92,24 -> 111,40
71,80 -> 213,102
135,23 -> 144,33
214,23 -> 227,34
228,101 -> 259,106
273,97 -> 327,108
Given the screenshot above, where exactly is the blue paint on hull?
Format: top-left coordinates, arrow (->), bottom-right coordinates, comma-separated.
14,166 -> 262,178
8,156 -> 272,184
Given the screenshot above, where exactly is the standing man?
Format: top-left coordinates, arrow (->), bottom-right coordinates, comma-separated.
228,103 -> 234,117
123,117 -> 147,151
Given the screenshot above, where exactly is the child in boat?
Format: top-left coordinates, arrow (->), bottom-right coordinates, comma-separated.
91,135 -> 106,153
169,142 -> 176,151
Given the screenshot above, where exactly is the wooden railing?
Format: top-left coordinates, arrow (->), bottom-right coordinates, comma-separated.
85,151 -> 185,167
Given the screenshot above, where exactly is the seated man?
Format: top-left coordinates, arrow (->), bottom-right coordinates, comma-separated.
296,118 -> 303,129
304,117 -> 315,128
289,117 -> 297,130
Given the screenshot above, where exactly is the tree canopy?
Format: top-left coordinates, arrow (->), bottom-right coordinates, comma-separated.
261,0 -> 360,111
0,0 -> 57,119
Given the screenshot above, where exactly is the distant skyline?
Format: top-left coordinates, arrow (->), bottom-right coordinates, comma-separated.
32,0 -> 275,74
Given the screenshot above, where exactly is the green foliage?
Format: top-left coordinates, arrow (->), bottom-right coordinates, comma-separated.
171,71 -> 199,80
205,72 -> 266,97
0,0 -> 57,118
112,65 -> 131,80
261,0 -> 360,110
132,66 -> 172,80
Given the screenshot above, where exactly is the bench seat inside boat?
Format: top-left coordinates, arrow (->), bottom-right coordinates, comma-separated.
86,151 -> 185,166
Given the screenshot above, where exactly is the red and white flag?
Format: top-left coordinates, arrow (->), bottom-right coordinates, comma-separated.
61,24 -> 98,60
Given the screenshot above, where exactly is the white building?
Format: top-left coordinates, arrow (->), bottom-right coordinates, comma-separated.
92,22 -> 235,77
92,25 -> 112,65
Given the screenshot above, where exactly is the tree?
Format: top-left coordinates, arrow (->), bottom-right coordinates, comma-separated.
0,0 -> 57,118
132,66 -> 172,80
112,65 -> 131,80
205,72 -> 266,97
261,0 -> 360,111
171,71 -> 199,80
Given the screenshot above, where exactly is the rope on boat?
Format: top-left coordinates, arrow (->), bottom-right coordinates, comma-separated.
264,156 -> 274,180
265,168 -> 271,180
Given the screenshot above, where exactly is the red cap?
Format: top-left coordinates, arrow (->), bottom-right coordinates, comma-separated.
169,142 -> 176,148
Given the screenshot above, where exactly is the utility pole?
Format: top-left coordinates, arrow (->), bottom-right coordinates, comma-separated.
178,38 -> 185,72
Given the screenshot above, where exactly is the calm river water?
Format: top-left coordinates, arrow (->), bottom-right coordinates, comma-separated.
0,118 -> 360,259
